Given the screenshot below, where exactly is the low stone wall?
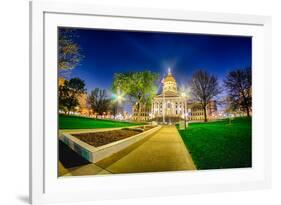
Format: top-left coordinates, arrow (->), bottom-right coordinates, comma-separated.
59,126 -> 162,163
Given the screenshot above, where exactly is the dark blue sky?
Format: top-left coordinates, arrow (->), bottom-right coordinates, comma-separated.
62,28 -> 251,96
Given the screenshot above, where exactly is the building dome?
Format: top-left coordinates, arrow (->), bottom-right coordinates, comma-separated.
163,68 -> 177,94
164,71 -> 176,82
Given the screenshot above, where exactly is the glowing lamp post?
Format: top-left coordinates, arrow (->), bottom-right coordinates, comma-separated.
112,91 -> 124,120
181,92 -> 187,129
116,95 -> 123,103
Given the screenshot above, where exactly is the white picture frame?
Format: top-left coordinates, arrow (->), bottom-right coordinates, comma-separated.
30,0 -> 272,204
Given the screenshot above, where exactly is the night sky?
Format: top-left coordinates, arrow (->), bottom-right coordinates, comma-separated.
60,28 -> 252,112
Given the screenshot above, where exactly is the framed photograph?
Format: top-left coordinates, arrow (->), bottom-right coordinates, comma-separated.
30,0 -> 272,204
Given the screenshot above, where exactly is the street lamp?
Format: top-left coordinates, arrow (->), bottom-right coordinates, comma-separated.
185,112 -> 189,129
112,90 -> 125,120
116,95 -> 123,103
162,77 -> 165,124
181,91 -> 187,129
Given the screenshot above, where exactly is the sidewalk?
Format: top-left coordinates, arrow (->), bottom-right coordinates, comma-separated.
96,125 -> 196,173
60,125 -> 196,176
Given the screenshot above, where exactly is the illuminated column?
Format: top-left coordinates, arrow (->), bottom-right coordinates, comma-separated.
173,101 -> 176,116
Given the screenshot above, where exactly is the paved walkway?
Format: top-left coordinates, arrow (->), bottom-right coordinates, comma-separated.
60,125 -> 196,176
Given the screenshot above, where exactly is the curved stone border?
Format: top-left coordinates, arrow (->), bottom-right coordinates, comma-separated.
59,126 -> 162,163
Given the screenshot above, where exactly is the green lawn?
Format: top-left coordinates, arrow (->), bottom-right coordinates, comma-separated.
177,117 -> 252,170
59,115 -> 144,129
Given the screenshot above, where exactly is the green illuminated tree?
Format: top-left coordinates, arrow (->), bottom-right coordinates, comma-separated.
112,71 -> 159,120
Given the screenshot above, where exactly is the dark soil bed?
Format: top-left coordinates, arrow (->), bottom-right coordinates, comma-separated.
73,126 -> 156,147
73,129 -> 142,147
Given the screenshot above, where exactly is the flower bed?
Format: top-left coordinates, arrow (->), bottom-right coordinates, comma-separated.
59,125 -> 161,163
73,129 -> 142,147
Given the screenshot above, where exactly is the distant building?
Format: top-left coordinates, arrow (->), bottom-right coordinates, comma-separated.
187,100 -> 217,121
58,77 -> 65,86
131,104 -> 151,121
76,93 -> 92,116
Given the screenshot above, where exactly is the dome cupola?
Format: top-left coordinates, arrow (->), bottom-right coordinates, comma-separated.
163,68 -> 177,95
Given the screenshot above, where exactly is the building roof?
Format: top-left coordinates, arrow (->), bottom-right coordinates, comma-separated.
164,71 -> 176,83
155,90 -> 179,98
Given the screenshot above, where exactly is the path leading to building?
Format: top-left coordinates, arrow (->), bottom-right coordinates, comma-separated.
60,125 -> 196,176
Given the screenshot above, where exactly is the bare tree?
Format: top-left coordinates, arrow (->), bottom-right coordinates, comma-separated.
224,67 -> 252,117
88,88 -> 111,116
58,28 -> 83,77
190,70 -> 221,122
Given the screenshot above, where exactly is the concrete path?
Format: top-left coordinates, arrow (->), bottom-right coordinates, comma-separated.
60,125 -> 196,176
60,163 -> 111,176
96,125 -> 196,173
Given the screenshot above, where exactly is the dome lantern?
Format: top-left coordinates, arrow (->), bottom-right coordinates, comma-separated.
163,68 -> 177,94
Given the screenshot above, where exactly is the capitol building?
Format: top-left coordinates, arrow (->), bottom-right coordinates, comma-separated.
151,69 -> 188,121
132,69 -> 217,122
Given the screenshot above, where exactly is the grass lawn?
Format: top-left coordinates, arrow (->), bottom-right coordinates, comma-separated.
177,117 -> 252,170
59,115 -> 144,129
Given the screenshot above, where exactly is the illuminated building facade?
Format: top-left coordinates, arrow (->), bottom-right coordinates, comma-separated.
151,69 -> 188,120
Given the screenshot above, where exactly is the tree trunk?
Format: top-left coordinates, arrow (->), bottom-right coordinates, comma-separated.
203,106 -> 208,122
137,102 -> 142,121
114,104 -> 117,118
241,91 -> 250,117
246,106 -> 250,117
